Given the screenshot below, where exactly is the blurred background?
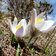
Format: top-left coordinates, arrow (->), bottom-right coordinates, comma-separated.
0,0 -> 56,56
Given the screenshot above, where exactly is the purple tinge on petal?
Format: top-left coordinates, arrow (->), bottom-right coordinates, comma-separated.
16,27 -> 23,37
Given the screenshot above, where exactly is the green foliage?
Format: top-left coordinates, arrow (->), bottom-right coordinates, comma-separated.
0,29 -> 3,35
16,44 -> 21,56
44,47 -> 55,56
11,34 -> 17,42
45,48 -> 49,54
11,34 -> 18,49
0,13 -> 6,20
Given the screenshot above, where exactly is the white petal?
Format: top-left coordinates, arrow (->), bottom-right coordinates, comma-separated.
6,19 -> 16,34
35,21 -> 45,29
39,20 -> 55,32
37,11 -> 46,18
13,16 -> 18,26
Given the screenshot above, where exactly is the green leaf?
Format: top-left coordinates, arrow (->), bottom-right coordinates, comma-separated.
0,30 -> 3,35
45,48 -> 49,54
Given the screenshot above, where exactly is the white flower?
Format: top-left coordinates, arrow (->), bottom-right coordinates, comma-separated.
6,17 -> 32,37
31,8 -> 56,33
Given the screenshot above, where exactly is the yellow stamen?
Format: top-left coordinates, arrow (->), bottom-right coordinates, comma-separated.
16,24 -> 22,31
35,18 -> 43,24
